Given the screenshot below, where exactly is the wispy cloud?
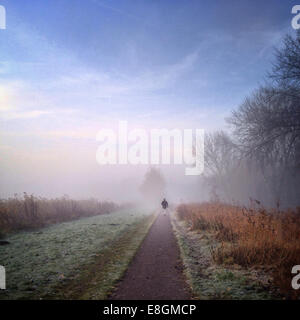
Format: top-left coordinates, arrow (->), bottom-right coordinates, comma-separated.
1,109 -> 52,120
91,0 -> 144,23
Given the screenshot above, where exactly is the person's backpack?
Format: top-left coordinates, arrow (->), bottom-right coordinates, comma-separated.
161,199 -> 168,209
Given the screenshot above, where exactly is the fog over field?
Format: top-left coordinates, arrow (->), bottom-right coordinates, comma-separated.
1,0 -> 300,304
0,0 -> 299,209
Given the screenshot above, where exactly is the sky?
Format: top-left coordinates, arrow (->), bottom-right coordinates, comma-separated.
0,0 -> 297,200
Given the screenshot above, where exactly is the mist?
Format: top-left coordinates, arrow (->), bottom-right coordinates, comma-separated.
1,1 -> 299,210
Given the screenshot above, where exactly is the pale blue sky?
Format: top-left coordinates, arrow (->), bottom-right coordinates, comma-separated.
0,0 -> 297,198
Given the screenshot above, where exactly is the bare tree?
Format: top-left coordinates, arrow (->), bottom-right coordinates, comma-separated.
140,167 -> 166,205
203,131 -> 239,201
270,30 -> 300,88
204,131 -> 238,176
228,87 -> 300,158
198,32 -> 300,207
225,32 -> 300,206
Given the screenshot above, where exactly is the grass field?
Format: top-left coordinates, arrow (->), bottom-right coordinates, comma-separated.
0,208 -> 155,300
0,194 -> 118,236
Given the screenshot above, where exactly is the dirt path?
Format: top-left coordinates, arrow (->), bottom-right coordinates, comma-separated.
109,210 -> 191,300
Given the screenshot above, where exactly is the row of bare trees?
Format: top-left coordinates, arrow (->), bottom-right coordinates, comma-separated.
203,31 -> 300,208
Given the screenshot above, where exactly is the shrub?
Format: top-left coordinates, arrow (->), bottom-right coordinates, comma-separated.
0,193 -> 119,235
176,202 -> 300,299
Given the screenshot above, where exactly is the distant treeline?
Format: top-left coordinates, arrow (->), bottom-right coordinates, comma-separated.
0,193 -> 121,237
202,31 -> 300,208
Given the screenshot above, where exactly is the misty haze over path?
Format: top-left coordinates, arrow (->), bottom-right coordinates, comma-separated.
109,210 -> 191,300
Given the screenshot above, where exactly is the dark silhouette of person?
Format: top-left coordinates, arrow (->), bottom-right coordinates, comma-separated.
161,198 -> 168,210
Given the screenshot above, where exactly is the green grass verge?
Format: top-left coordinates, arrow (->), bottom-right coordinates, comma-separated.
49,212 -> 157,300
0,209 -> 156,300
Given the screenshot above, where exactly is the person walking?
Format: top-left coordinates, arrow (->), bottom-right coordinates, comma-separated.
161,198 -> 168,212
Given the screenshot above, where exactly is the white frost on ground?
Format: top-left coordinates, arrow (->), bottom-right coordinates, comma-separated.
0,209 -> 148,299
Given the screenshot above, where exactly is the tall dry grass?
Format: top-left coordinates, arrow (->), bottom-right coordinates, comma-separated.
176,202 -> 300,299
0,193 -> 118,236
